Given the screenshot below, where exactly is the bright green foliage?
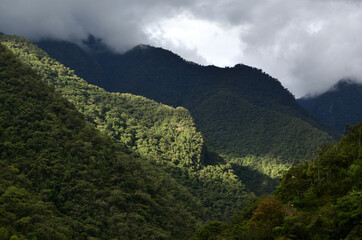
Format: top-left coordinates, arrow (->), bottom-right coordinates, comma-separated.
35,39 -> 338,193
192,121 -> 362,239
0,34 -> 204,171
0,43 -> 204,239
0,34 -> 251,221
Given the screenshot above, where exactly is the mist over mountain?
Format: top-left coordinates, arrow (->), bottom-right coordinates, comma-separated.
298,79 -> 362,133
2,0 -> 362,97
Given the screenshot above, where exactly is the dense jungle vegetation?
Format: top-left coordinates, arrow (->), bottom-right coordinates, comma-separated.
0,43 -> 207,239
192,122 -> 361,239
0,34 -> 252,221
36,37 -> 338,183
0,33 -> 360,240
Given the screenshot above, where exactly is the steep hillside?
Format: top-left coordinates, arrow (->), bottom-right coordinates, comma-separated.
1,34 -> 252,221
193,121 -> 362,240
36,38 -> 338,179
298,79 -> 362,132
0,42 -> 204,239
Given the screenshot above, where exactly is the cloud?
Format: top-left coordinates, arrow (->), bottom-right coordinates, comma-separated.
0,0 -> 194,50
146,13 -> 245,66
224,0 -> 362,97
1,0 -> 362,97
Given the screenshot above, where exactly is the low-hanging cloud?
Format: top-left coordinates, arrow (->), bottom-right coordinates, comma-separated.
1,0 -> 362,97
0,0 -> 194,51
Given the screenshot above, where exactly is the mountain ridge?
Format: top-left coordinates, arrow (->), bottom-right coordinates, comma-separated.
1,33 -> 253,221
35,38 -> 339,168
0,42 -> 204,239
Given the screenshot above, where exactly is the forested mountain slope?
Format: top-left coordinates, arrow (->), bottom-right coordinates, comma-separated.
36,38 -> 339,179
0,43 -> 204,240
298,79 -> 362,133
0,33 -> 252,221
193,121 -> 362,240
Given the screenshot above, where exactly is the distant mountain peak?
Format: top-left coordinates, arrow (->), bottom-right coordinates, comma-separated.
134,44 -> 152,50
81,34 -> 111,54
129,44 -> 179,55
298,78 -> 362,132
301,79 -> 361,100
333,78 -> 360,90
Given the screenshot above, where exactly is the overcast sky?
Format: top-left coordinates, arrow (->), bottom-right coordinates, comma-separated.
1,0 -> 362,98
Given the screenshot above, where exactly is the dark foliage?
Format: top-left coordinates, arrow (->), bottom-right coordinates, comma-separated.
192,121 -> 362,239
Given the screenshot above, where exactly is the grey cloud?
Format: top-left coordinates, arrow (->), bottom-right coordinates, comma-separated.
0,0 -> 194,50
237,0 -> 362,97
1,0 -> 362,97
191,0 -> 362,97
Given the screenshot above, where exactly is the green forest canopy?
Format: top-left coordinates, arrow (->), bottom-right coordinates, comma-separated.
0,42 -> 206,239
193,121 -> 362,239
0,33 -> 252,221
35,38 -> 338,181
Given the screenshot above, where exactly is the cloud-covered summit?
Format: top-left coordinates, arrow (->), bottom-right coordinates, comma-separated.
1,0 -> 361,97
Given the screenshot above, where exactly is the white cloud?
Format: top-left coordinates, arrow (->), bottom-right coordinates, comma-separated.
146,13 -> 245,67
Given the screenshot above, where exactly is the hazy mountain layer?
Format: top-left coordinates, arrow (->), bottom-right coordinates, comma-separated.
298,79 -> 362,132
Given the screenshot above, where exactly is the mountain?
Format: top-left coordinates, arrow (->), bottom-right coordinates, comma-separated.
298,79 -> 362,133
0,33 -> 252,221
193,121 -> 362,240
1,33 -> 356,239
35,37 -> 339,179
0,42 -> 204,239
